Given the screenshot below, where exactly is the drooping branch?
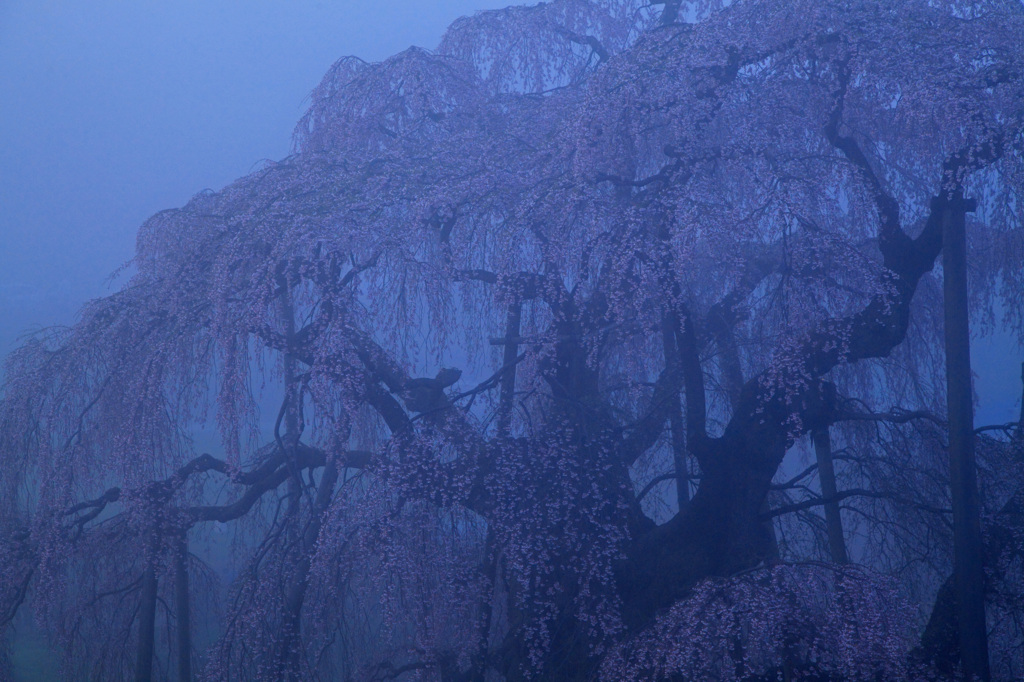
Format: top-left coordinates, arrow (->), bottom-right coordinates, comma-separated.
763,488 -> 952,519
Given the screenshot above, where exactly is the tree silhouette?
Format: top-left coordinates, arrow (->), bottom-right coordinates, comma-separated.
2,1 -> 1024,680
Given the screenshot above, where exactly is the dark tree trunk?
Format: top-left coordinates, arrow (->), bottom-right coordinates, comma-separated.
916,483 -> 1024,678
659,0 -> 682,26
942,193 -> 990,681
811,427 -> 848,564
498,302 -> 522,437
916,363 -> 1023,676
719,327 -> 781,560
134,561 -> 158,682
918,575 -> 962,678
275,285 -> 314,680
471,529 -> 499,679
276,460 -> 340,680
1019,362 -> 1024,428
662,313 -> 690,511
174,531 -> 192,682
621,440 -> 780,629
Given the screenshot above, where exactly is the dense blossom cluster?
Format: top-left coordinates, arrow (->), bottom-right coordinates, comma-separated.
2,0 -> 1023,680
602,563 -> 914,681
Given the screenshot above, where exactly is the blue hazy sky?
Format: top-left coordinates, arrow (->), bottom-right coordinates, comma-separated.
0,0 -> 508,354
0,1 -> 1020,424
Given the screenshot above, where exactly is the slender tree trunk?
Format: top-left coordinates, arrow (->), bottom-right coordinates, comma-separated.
662,314 -> 689,510
917,361 -> 1023,675
718,327 -> 745,410
1018,361 -> 1024,436
174,531 -> 192,682
276,284 -> 312,679
811,427 -> 848,564
135,560 -> 158,682
942,193 -> 989,681
472,528 -> 499,678
498,302 -> 522,437
277,460 -> 340,680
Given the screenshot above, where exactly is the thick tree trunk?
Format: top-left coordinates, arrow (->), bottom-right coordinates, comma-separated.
720,327 -> 780,560
621,441 -> 779,630
811,427 -> 848,564
942,194 -> 990,681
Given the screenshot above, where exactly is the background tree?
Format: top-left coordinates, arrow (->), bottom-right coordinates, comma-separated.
2,0 -> 1024,680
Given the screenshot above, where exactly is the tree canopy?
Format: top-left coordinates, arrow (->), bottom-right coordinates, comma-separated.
2,1 -> 1024,680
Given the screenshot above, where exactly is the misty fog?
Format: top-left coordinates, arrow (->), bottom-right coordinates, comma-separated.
2,1 -> 1023,681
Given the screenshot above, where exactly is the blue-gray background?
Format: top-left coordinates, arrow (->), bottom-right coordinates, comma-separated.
1,0 -> 1020,424
0,0 -> 508,352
